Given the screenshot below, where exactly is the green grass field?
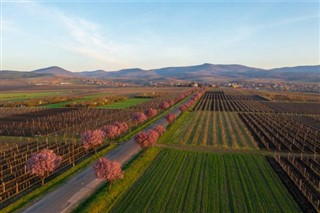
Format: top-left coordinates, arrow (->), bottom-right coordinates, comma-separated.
0,92 -> 66,101
43,94 -> 105,108
160,111 -> 257,149
99,98 -> 151,109
110,149 -> 301,213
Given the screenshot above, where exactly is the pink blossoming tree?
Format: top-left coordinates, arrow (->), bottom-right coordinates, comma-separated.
153,125 -> 166,136
103,125 -> 119,140
159,101 -> 170,110
166,113 -> 177,124
81,129 -> 105,153
134,130 -> 159,151
134,131 -> 149,149
114,122 -> 129,135
94,158 -> 123,187
179,104 -> 188,112
144,108 -> 158,118
132,112 -> 147,123
147,130 -> 159,145
26,149 -> 62,185
167,99 -> 175,106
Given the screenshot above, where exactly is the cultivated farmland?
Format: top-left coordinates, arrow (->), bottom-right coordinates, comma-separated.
0,89 -> 191,137
273,154 -> 320,211
239,113 -> 320,153
2,87 -> 320,212
160,111 -> 257,149
111,149 -> 301,213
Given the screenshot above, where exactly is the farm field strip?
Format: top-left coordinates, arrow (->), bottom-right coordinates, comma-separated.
99,98 -> 151,109
193,91 -> 274,113
0,107 -> 44,118
1,90 -> 190,137
0,92 -> 67,101
42,93 -> 106,108
187,111 -> 207,145
160,111 -> 256,149
263,102 -> 320,115
110,149 -> 301,213
239,113 -> 320,153
182,112 -> 201,144
0,138 -> 97,206
291,115 -> 320,131
273,155 -> 320,212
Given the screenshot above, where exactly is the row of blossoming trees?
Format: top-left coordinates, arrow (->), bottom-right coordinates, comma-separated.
92,87 -> 207,185
0,90 -> 200,206
94,122 -> 170,185
80,87 -> 199,154
26,87 -> 207,188
20,89 -> 199,192
0,88 -> 204,206
93,123 -> 168,185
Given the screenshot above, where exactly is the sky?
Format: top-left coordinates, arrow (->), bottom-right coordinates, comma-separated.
1,0 -> 319,71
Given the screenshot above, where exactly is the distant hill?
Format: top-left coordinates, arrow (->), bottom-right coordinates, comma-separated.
152,64 -> 264,79
79,70 -> 108,78
1,64 -> 319,82
0,71 -> 51,79
77,63 -> 267,82
32,66 -> 77,77
266,65 -> 320,82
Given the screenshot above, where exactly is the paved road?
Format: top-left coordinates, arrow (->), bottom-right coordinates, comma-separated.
22,107 -> 182,213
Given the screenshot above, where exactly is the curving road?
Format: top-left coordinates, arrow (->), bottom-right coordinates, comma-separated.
22,108 -> 182,213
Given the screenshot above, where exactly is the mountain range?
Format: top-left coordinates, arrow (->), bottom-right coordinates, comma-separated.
1,64 -> 319,83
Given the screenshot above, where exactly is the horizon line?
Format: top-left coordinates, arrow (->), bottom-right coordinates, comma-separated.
1,63 -> 320,73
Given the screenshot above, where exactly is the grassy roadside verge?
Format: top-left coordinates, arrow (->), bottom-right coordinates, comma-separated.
2,145 -> 116,213
73,147 -> 161,213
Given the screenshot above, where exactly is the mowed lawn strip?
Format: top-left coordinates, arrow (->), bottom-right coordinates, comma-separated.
110,149 -> 301,213
99,98 -> 151,109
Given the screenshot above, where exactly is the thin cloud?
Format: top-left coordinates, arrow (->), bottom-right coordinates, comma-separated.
18,1 -> 125,68
260,14 -> 319,29
217,14 -> 319,47
1,19 -> 16,32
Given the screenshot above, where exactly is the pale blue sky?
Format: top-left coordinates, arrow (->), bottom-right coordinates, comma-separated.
1,1 -> 319,71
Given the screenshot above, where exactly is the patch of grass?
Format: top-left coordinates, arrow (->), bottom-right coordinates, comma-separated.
0,92 -> 65,101
110,149 -> 301,213
1,144 -> 116,213
99,98 -> 151,109
43,94 -> 105,108
73,147 -> 161,213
